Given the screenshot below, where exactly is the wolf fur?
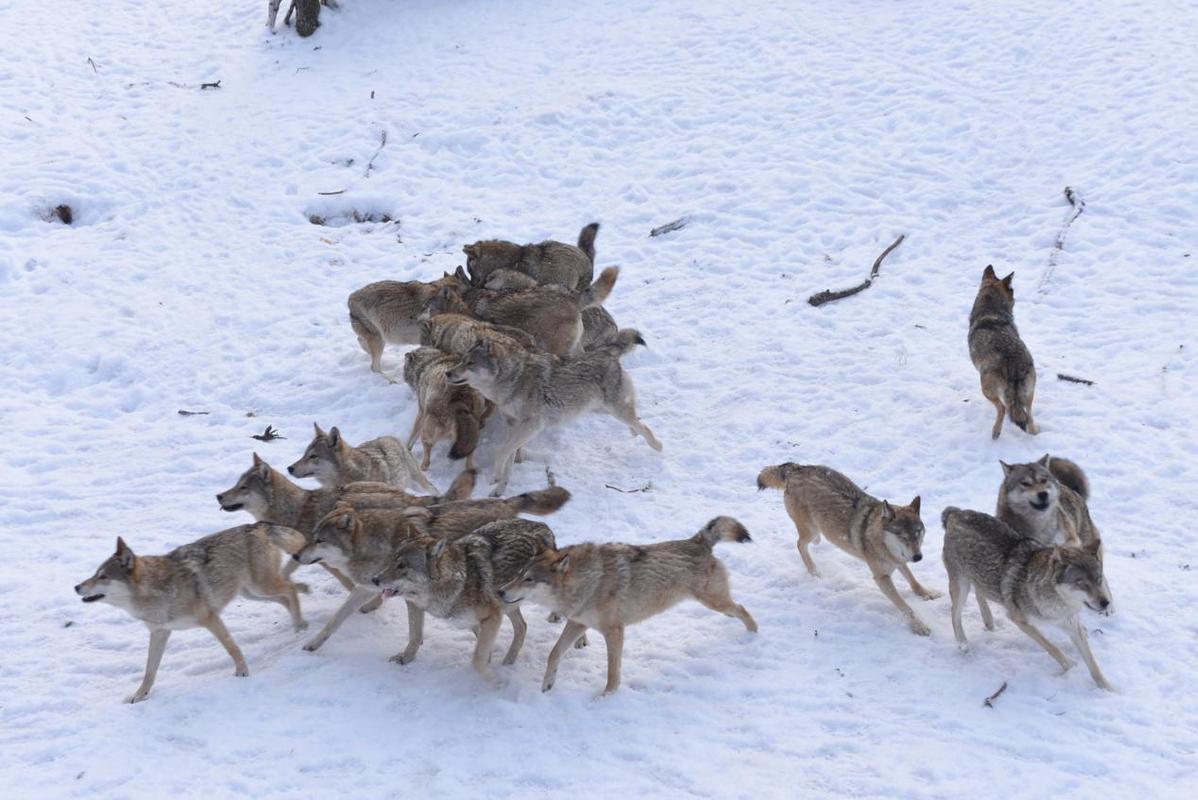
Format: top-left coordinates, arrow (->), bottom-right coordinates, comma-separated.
464,222 -> 599,291
287,423 -> 436,494
74,524 -> 308,702
446,329 -> 661,495
347,273 -> 462,373
403,347 -> 491,469
968,265 -> 1038,438
757,463 -> 936,635
497,517 -> 757,694
942,506 -> 1112,689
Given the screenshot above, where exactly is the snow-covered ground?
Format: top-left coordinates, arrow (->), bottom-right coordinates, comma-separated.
3,0 -> 1197,796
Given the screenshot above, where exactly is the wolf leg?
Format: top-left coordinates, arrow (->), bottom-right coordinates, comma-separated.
874,573 -> 930,635
127,629 -> 171,703
695,563 -> 757,632
542,621 -> 588,692
980,372 -> 1007,439
203,616 -> 249,676
501,607 -> 528,665
390,601 -> 425,665
897,563 -> 941,600
600,624 -> 625,695
948,574 -> 969,649
1011,617 -> 1074,673
1064,616 -> 1112,690
472,614 -> 503,685
304,585 -> 377,651
784,494 -> 820,577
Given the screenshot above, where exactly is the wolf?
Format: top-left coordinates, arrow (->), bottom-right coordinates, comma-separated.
757,463 -> 936,635
287,424 -> 437,494
403,485 -> 571,539
403,347 -> 491,470
580,305 -> 619,349
418,309 -> 539,355
464,222 -> 599,291
74,524 -> 308,702
347,273 -> 462,373
372,519 -> 557,683
968,265 -> 1038,438
942,507 -> 1112,689
270,0 -> 337,38
497,517 -> 756,694
446,330 -> 662,496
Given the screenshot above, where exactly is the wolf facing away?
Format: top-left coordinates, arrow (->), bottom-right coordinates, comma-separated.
372,519 -> 557,684
287,424 -> 437,494
347,273 -> 462,373
74,524 -> 308,702
757,463 -> 937,635
498,517 -> 757,695
968,265 -> 1038,439
941,507 -> 1112,689
446,330 -> 662,496
464,222 -> 599,291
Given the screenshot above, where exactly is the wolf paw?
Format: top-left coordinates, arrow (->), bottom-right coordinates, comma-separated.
920,589 -> 943,601
294,620 -> 309,632
1058,659 -> 1077,675
956,641 -> 970,654
574,634 -> 589,649
389,650 -> 417,665
303,638 -> 324,652
234,665 -> 250,677
909,619 -> 931,637
126,688 -> 151,704
359,596 -> 384,614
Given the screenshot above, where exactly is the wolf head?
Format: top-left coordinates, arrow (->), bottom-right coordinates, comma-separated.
446,341 -> 500,393
497,548 -> 569,606
294,504 -> 357,571
216,453 -> 275,517
287,424 -> 348,485
1000,456 -> 1060,516
976,264 -> 1015,310
75,537 -> 138,609
372,537 -> 443,597
462,241 -> 520,282
880,496 -> 926,563
1053,541 -> 1110,614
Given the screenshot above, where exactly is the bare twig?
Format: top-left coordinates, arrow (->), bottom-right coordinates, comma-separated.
1057,373 -> 1094,386
650,216 -> 690,237
363,128 -> 388,178
87,58 -> 98,73
604,482 -> 652,494
251,425 -> 285,442
1039,187 -> 1086,292
808,234 -> 906,307
200,80 -> 221,90
545,466 -> 557,487
983,681 -> 1008,708
177,409 -> 211,416
317,190 -> 346,196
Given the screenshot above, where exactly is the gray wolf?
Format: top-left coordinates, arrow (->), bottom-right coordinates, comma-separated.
497,517 -> 757,695
268,0 -> 335,38
446,330 -> 662,496
475,270 -> 620,349
74,524 -> 308,702
418,310 -> 539,354
942,507 -> 1112,689
287,423 -> 437,494
347,273 -> 461,373
403,347 -> 491,470
757,463 -> 937,635
968,265 -> 1038,438
464,222 -> 599,291
372,519 -> 556,684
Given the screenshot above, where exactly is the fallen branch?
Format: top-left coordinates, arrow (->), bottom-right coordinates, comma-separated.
177,409 -> 211,416
1057,373 -> 1094,386
87,57 -> 99,73
604,482 -> 652,494
983,681 -> 1008,708
317,189 -> 346,196
200,80 -> 221,90
363,128 -> 388,178
1039,187 -> 1086,292
251,425 -> 285,442
808,234 -> 906,307
649,216 -> 690,238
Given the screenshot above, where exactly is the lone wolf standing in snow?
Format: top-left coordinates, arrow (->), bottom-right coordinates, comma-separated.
968,265 -> 1039,439
757,463 -> 938,636
941,506 -> 1112,689
74,525 -> 309,702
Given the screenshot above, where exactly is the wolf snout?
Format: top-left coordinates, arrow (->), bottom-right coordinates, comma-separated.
371,575 -> 382,587
287,466 -> 297,476
911,553 -> 923,562
1037,491 -> 1049,503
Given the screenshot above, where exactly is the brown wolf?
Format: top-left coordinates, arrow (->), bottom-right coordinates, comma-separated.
347,273 -> 461,373
968,265 -> 1038,438
464,222 -> 599,291
402,347 -> 491,470
287,424 -> 436,494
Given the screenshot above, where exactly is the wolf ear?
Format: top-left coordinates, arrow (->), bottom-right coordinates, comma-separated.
252,452 -> 269,477
115,537 -> 135,569
982,264 -> 997,279
999,460 -> 1013,477
880,501 -> 894,521
454,265 -> 468,282
1001,272 -> 1014,289
252,452 -> 263,466
909,496 -> 921,514
1037,453 -> 1052,467
336,512 -> 353,530
1084,538 -> 1102,557
327,427 -> 341,446
555,554 -> 570,573
428,538 -> 447,560
314,422 -> 326,438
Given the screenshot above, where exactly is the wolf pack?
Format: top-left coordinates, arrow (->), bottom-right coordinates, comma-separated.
74,227 -> 1114,702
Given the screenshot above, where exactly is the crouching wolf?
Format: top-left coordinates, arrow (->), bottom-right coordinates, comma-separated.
498,517 -> 757,695
372,519 -> 556,684
757,463 -> 937,635
74,524 -> 308,702
968,265 -> 1038,438
288,423 -> 437,494
942,507 -> 1112,689
464,222 -> 600,291
446,329 -> 662,496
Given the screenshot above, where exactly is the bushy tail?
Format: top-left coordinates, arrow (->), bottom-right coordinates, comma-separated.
940,506 -> 963,530
440,469 -> 477,501
511,486 -> 572,515
448,398 -> 482,461
577,222 -> 600,262
757,463 -> 801,491
593,328 -> 646,359
1003,373 -> 1032,432
579,266 -> 619,308
259,524 -> 307,555
1047,456 -> 1089,500
693,516 -> 752,548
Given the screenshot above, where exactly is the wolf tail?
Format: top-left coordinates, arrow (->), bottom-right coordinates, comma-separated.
448,398 -> 482,462
1003,371 -> 1033,432
1047,457 -> 1089,500
259,524 -> 307,555
579,266 -> 619,308
756,463 -> 802,491
512,486 -> 572,515
940,506 -> 963,530
440,468 -> 477,502
693,516 -> 752,548
592,327 -> 646,359
577,222 -> 600,262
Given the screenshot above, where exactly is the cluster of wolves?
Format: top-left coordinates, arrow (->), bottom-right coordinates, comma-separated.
75,248 -> 1114,702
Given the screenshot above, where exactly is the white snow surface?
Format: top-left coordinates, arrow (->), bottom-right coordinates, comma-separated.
3,0 -> 1197,797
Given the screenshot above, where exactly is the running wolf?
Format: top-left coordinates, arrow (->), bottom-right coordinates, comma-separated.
287,424 -> 436,494
968,265 -> 1038,438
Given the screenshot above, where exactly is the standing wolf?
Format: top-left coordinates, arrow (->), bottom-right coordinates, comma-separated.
968,265 -> 1038,438
941,507 -> 1112,689
498,517 -> 757,695
74,524 -> 308,702
287,424 -> 437,494
996,455 -> 1099,551
464,222 -> 600,291
757,463 -> 937,635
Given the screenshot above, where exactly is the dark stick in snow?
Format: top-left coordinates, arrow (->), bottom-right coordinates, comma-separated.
1039,186 -> 1085,292
808,234 -> 906,307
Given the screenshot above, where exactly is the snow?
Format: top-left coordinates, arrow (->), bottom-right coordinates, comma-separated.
2,0 -> 1197,797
